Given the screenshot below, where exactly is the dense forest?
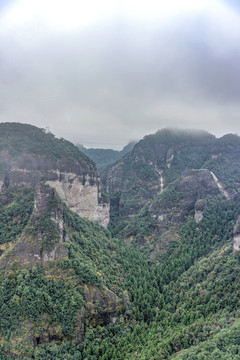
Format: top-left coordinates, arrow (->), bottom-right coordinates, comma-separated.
0,124 -> 239,359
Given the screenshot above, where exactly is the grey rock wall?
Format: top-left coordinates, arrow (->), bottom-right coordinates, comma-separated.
0,152 -> 109,227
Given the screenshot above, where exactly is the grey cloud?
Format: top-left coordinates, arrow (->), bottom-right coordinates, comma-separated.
1,8 -> 240,147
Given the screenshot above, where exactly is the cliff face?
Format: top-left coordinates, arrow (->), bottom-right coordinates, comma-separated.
0,183 -> 68,269
122,168 -> 222,258
0,123 -> 109,227
103,129 -> 240,228
102,129 -> 240,259
233,216 -> 240,252
0,125 -> 240,359
149,169 -> 220,225
0,181 -> 123,356
46,171 -> 109,227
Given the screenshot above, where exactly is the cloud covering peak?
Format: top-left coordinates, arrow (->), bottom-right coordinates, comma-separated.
1,0 -> 240,148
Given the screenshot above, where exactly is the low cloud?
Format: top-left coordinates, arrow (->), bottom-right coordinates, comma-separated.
1,0 -> 240,148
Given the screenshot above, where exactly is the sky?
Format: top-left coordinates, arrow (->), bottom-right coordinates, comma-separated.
0,0 -> 240,149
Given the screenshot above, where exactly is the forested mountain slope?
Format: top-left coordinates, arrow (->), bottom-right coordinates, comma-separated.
0,122 -> 109,226
103,129 -> 240,225
0,124 -> 239,359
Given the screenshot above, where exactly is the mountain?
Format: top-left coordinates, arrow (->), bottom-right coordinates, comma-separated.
0,123 -> 109,227
0,124 -> 239,359
78,141 -> 136,172
102,129 -> 240,232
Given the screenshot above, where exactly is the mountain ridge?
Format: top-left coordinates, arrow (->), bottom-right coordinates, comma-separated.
0,122 -> 109,227
0,123 -> 239,359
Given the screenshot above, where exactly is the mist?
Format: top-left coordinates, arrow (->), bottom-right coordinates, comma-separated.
0,0 -> 240,148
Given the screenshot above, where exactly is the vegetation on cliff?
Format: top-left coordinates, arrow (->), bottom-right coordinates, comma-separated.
0,125 -> 239,359
103,129 -> 240,234
0,122 -> 94,164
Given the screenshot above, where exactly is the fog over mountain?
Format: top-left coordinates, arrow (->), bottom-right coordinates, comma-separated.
0,0 -> 240,148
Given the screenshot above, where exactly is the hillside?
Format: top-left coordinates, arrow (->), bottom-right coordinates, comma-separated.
0,123 -> 92,163
0,124 -> 239,359
102,129 -> 240,234
0,123 -> 109,226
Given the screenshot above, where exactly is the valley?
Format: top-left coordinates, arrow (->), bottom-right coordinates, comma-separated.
0,124 -> 239,359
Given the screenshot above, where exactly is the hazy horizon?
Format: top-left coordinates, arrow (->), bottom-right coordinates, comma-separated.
3,121 -> 238,151
1,0 -> 240,148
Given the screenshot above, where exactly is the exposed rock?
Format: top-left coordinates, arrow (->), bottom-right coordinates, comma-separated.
211,153 -> 221,159
46,172 -> 109,227
0,179 -> 4,192
0,184 -> 68,269
155,166 -> 164,192
194,211 -> 203,223
0,152 -> 109,226
102,128 -> 231,224
209,171 -> 231,200
102,162 -> 124,195
83,284 -> 121,326
166,147 -> 174,168
194,199 -> 207,223
158,214 -> 167,221
233,216 -> 240,252
124,169 -> 222,257
149,169 -> 219,227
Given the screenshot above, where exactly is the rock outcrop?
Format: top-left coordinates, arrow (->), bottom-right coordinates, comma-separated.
122,169 -> 222,259
194,199 -> 207,223
0,124 -> 109,227
149,169 -> 220,228
209,171 -> 231,200
84,284 -> 121,326
233,216 -> 240,252
103,129 -> 240,227
0,183 -> 68,269
166,147 -> 174,168
46,171 -> 109,227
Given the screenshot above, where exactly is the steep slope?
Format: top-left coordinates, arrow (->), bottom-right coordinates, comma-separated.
0,181 -> 161,358
172,319 -> 240,360
0,187 -> 124,358
0,183 -> 68,269
120,169 -> 222,257
103,128 -> 240,234
0,125 -> 239,359
67,195 -> 239,360
108,245 -> 240,360
0,123 -> 109,226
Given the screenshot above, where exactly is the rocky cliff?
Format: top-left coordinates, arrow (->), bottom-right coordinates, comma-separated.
0,180 -> 124,357
233,216 -> 240,251
121,168 -> 224,258
0,183 -> 68,269
0,125 -> 240,359
103,129 -> 240,230
0,123 -> 109,226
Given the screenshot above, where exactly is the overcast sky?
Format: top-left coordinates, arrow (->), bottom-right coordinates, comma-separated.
1,0 -> 240,149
